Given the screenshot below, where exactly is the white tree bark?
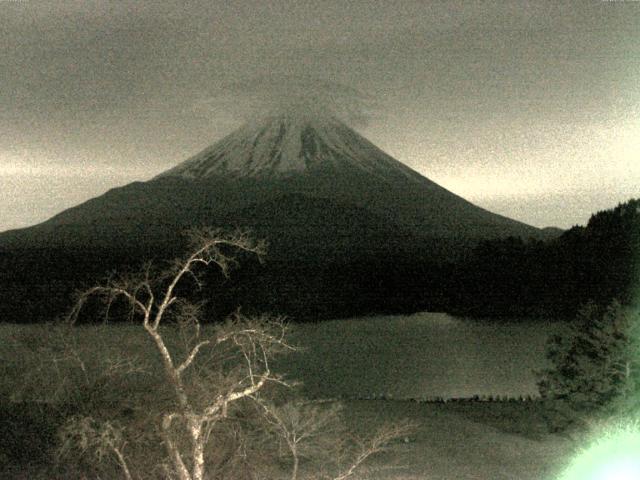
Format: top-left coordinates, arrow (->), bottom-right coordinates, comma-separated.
69,229 -> 289,480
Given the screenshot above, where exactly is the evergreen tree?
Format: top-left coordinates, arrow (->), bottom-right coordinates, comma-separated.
537,300 -> 640,429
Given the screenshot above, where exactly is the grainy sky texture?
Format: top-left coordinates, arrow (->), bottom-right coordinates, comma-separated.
1,0 -> 639,231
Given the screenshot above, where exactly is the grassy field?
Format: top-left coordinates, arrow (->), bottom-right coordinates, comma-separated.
340,399 -> 575,480
0,398 -> 577,479
0,314 -> 577,479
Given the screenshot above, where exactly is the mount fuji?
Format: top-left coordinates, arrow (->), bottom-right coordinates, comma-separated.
0,110 -> 555,321
1,111 -> 544,247
159,111 -> 426,181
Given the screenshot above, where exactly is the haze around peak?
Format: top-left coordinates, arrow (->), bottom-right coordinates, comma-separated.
196,76 -> 377,128
2,1 -> 638,232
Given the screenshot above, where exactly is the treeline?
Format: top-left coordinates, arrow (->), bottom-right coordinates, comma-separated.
216,198 -> 639,321
0,199 -> 637,323
448,198 -> 640,319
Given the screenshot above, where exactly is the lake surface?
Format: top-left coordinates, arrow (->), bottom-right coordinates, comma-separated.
280,312 -> 563,400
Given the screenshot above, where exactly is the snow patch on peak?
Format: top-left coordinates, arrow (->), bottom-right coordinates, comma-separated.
158,112 -> 422,183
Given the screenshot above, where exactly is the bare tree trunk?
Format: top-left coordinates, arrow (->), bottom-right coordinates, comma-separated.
162,414 -> 191,480
67,230 -> 286,480
113,447 -> 134,480
144,323 -> 190,409
191,420 -> 206,480
290,447 -> 299,480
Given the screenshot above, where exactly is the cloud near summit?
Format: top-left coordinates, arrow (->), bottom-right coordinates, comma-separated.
191,76 -> 378,128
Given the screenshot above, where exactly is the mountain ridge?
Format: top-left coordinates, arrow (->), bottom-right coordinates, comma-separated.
0,110 -> 565,323
0,113 -> 551,247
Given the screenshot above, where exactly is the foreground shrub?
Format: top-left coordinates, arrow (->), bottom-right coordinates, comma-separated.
537,300 -> 640,431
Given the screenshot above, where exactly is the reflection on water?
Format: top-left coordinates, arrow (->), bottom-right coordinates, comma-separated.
282,312 -> 564,400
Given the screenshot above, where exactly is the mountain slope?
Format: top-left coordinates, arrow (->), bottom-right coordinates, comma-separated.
0,111 -> 557,322
0,113 -> 544,248
157,111 -> 424,183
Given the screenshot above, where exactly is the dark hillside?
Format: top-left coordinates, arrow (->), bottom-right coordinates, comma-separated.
449,198 -> 640,319
0,114 -> 557,323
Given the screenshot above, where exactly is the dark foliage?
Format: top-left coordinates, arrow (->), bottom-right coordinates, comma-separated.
450,198 -> 640,319
0,402 -> 64,466
0,198 -> 637,323
536,300 -> 640,431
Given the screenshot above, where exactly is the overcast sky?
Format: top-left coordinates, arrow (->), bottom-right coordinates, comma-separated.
1,0 -> 639,231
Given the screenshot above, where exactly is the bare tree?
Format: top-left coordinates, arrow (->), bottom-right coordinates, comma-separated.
257,400 -> 345,480
257,399 -> 415,480
66,227 -> 414,480
331,420 -> 414,480
58,416 -> 134,480
69,228 -> 292,480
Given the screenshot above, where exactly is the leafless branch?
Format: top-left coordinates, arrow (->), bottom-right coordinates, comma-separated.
176,340 -> 211,375
333,421 -> 416,480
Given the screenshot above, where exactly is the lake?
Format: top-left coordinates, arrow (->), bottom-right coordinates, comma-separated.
281,312 -> 563,400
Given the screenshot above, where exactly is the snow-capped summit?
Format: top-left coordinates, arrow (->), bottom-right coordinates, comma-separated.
0,103 -> 558,323
158,110 -> 421,183
0,105 -> 553,254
